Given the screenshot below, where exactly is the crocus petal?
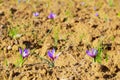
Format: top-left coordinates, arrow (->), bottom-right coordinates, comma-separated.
23,52 -> 28,57
33,12 -> 39,17
23,49 -> 29,57
95,13 -> 99,16
48,50 -> 54,59
19,48 -> 23,55
51,48 -> 55,55
92,48 -> 98,55
48,13 -> 56,19
86,50 -> 91,56
56,52 -> 61,58
24,49 -> 29,54
86,49 -> 97,58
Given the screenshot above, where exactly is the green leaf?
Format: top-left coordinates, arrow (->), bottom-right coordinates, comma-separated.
53,26 -> 59,47
105,53 -> 109,62
15,55 -> 24,67
19,55 -> 25,67
39,56 -> 55,67
108,0 -> 114,7
4,58 -> 8,67
117,12 -> 120,18
8,27 -> 18,39
94,42 -> 103,63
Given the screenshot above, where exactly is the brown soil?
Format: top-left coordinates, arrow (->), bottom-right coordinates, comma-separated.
0,0 -> 120,80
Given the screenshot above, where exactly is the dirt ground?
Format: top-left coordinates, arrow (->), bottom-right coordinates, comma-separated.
0,0 -> 120,80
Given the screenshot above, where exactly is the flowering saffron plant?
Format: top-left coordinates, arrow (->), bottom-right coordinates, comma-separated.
47,48 -> 61,61
86,48 -> 98,58
15,48 -> 29,67
19,48 -> 29,58
33,12 -> 39,17
47,48 -> 61,67
38,48 -> 61,68
48,13 -> 56,19
95,12 -> 99,17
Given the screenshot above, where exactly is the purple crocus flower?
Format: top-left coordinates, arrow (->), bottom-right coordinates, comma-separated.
19,48 -> 29,58
48,13 -> 56,19
47,48 -> 61,61
86,48 -> 98,58
33,12 -> 39,17
95,13 -> 99,17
